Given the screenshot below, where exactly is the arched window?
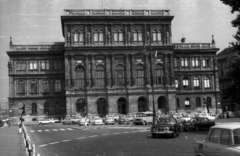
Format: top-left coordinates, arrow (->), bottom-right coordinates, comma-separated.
152,29 -> 162,44
155,64 -> 163,85
135,64 -> 144,86
75,66 -> 85,88
158,97 -> 166,109
96,65 -> 105,87
116,64 -> 125,86
175,78 -> 179,88
17,80 -> 26,94
196,97 -> 201,107
73,30 -> 79,44
202,57 -> 210,67
32,103 -> 37,114
176,98 -> 180,108
133,30 -> 143,43
193,76 -> 200,89
55,80 -> 61,92
207,97 -> 212,108
174,57 -> 179,68
44,102 -> 49,114
183,77 -> 189,89
30,80 -> 37,94
185,98 -> 190,108
76,98 -> 86,113
113,30 -> 123,43
42,80 -> 49,93
204,76 -> 210,88
93,30 -> 104,44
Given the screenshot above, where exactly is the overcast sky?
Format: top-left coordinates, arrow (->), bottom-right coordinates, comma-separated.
0,0 -> 237,108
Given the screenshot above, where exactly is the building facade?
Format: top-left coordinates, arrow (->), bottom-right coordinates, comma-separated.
7,9 -> 220,119
217,47 -> 240,112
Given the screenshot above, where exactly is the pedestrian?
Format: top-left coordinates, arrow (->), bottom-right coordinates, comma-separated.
18,121 -> 22,133
8,120 -> 11,127
84,116 -> 88,129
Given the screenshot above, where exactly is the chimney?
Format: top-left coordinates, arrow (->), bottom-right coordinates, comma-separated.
181,37 -> 185,43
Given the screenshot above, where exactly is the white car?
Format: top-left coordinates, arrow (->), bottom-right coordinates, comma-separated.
181,115 -> 191,122
92,117 -> 104,125
194,123 -> 240,156
106,114 -> 120,122
38,119 -> 54,125
104,117 -> 115,125
79,118 -> 90,126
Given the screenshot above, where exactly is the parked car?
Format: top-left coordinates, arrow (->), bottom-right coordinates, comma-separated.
104,117 -> 115,125
0,120 -> 4,127
79,117 -> 90,126
92,117 -> 104,125
134,111 -> 154,125
226,111 -> 236,118
118,115 -> 132,124
194,123 -> 240,156
180,114 -> 192,122
62,117 -> 74,125
106,114 -> 120,122
151,117 -> 181,138
51,118 -> 61,123
70,116 -> 81,124
182,117 -> 215,131
38,119 -> 54,125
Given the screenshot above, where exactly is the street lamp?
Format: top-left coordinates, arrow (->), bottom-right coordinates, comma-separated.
149,46 -> 156,125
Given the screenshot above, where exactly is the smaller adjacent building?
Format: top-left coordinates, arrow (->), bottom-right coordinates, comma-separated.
217,46 -> 240,112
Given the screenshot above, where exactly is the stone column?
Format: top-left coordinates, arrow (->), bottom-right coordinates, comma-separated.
131,54 -> 135,86
85,55 -> 89,87
91,55 -> 95,87
125,54 -> 129,86
104,24 -> 108,46
164,54 -> 168,86
145,54 -> 150,86
111,54 -> 115,86
124,24 -> 127,46
84,25 -> 87,46
64,55 -> 70,88
170,53 -> 174,86
105,54 -> 110,87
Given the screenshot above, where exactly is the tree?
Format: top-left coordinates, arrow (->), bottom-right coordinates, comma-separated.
222,55 -> 240,105
220,0 -> 240,50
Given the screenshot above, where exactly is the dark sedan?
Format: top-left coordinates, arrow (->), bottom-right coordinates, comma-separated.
151,117 -> 181,138
182,117 -> 215,131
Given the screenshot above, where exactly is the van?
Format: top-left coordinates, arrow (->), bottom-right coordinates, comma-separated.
133,111 -> 153,125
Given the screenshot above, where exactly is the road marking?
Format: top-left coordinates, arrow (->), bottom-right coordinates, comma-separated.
67,128 -> 73,130
60,129 -> 65,131
52,129 -> 58,131
49,142 -> 59,145
39,144 -> 47,147
132,131 -> 139,132
102,134 -> 110,135
89,135 -> 98,137
45,129 -> 50,131
38,130 -> 42,132
30,130 -> 35,132
113,133 -> 120,134
62,139 -> 72,142
123,132 -> 129,133
76,137 -> 86,140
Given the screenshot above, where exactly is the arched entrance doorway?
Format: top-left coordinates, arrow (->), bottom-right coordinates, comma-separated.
157,96 -> 167,114
118,97 -> 128,114
76,98 -> 87,117
138,97 -> 148,112
97,98 -> 108,117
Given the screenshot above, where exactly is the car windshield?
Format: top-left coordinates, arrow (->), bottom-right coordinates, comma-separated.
233,128 -> 240,145
136,113 -> 146,117
157,118 -> 176,124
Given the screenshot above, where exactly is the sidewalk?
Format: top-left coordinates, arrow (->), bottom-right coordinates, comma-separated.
0,125 -> 26,156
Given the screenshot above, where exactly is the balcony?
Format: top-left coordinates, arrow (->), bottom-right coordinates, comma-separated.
63,9 -> 170,16
173,43 -> 215,49
9,43 -> 64,51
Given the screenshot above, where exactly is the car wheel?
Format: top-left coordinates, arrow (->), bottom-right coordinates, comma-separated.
172,132 -> 176,138
152,134 -> 156,138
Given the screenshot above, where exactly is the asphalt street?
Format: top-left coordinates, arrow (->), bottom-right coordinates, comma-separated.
26,123 -> 208,156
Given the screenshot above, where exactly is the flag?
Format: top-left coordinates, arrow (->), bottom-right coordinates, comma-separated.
154,50 -> 157,58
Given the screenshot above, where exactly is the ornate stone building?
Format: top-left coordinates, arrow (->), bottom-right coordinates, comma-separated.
7,9 -> 220,119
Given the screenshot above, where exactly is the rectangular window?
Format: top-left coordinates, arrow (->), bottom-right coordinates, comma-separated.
29,61 -> 38,70
41,61 -> 50,70
119,33 -> 123,41
194,80 -> 199,87
204,79 -> 210,88
16,61 -> 27,71
220,130 -> 231,145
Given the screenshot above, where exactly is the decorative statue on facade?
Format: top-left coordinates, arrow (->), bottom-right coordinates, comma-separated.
7,61 -> 12,71
107,28 -> 111,44
146,31 -> 150,45
67,25 -> 71,45
87,31 -> 91,44
127,31 -> 131,44
166,31 -> 170,44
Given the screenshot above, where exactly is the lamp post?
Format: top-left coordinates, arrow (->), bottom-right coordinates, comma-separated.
149,46 -> 156,125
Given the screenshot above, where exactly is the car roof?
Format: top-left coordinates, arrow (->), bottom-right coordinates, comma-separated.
211,123 -> 240,130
